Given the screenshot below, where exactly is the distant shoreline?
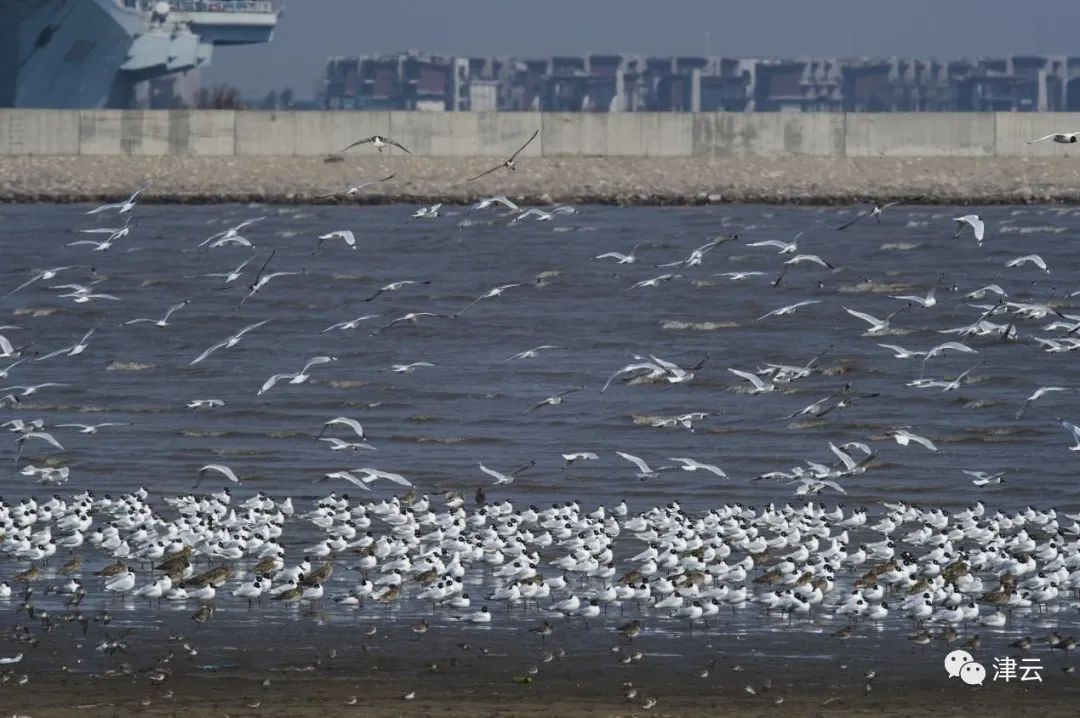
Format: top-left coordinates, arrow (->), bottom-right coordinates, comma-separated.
2,156 -> 1079,205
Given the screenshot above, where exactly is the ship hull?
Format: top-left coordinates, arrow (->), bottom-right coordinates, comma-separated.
0,0 -> 277,109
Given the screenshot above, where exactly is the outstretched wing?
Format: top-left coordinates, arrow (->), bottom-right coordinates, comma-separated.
508,128 -> 540,162
615,451 -> 651,474
728,368 -> 766,392
467,164 -> 503,182
835,210 -> 871,231
199,464 -> 241,484
338,136 -> 375,153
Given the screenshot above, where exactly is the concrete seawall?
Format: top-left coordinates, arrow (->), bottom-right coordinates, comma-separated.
2,111 -> 1079,203
4,110 -> 1080,158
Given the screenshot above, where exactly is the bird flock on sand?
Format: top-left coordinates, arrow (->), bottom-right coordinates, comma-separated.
2,129 -> 1080,708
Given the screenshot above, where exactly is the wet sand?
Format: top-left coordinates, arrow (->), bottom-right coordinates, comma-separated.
4,613 -> 1078,717
6,659 -> 1076,717
2,155 -> 1080,204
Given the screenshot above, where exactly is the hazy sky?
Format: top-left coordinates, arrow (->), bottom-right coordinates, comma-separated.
207,0 -> 1080,99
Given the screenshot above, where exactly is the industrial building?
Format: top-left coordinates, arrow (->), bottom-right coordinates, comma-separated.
322,52 -> 1080,113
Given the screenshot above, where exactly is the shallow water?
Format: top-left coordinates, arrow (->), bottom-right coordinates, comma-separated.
2,202 -> 1080,679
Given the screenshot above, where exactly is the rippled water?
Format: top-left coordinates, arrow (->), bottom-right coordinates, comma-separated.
2,202 -> 1080,675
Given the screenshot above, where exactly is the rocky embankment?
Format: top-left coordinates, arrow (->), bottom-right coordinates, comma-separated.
1,155 -> 1078,204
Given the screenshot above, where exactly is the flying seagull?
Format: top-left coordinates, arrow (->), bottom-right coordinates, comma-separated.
124,300 -> 190,328
365,280 -> 430,302
1016,387 -> 1069,419
85,186 -> 147,215
615,452 -> 673,480
315,174 -> 395,199
1056,417 -> 1080,451
953,215 -> 985,245
467,129 -> 540,181
479,460 -> 535,486
195,464 -> 242,488
338,135 -> 412,154
835,199 -> 920,230
313,230 -> 357,254
526,386 -> 583,413
317,417 -> 367,441
199,217 -> 264,248
7,267 -> 73,297
1027,132 -> 1080,144
190,319 -> 269,365
594,242 -> 643,264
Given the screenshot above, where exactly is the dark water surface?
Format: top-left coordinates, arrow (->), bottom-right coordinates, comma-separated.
1,202 -> 1079,688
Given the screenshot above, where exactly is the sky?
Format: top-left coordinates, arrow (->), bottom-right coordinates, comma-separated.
206,0 -> 1080,100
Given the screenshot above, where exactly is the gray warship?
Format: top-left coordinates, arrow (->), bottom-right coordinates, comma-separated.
0,0 -> 280,108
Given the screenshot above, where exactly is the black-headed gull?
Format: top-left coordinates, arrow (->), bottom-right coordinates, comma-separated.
467,129 -> 539,181
953,215 -> 985,244
1026,132 -> 1080,144
338,135 -> 412,154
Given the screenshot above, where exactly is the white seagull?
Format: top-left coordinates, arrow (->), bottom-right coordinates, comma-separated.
314,230 -> 357,253
391,362 -> 435,374
758,300 -> 822,321
1004,254 -> 1049,273
668,457 -> 727,478
85,186 -> 146,215
196,464 -> 242,487
55,422 -> 129,434
594,242 -> 643,264
504,345 -> 563,361
317,417 -> 367,441
456,283 -> 523,317
747,233 -> 802,254
843,305 -> 908,335
891,429 -> 937,452
190,319 -> 269,365
199,256 -> 255,284
259,356 -> 337,395
728,368 -> 775,395
478,461 -> 534,486
1056,417 -> 1080,451
412,203 -> 442,219
511,206 -> 577,223
199,217 -> 264,248
1016,387 -> 1069,419
124,300 -> 190,327
365,280 -> 430,302
371,312 -> 445,335
1027,132 -> 1080,144
615,452 -> 673,480
953,215 -> 985,245
467,196 -> 520,215
36,328 -> 95,361
7,266 -> 72,296
315,174 -> 395,198
323,314 -> 381,332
